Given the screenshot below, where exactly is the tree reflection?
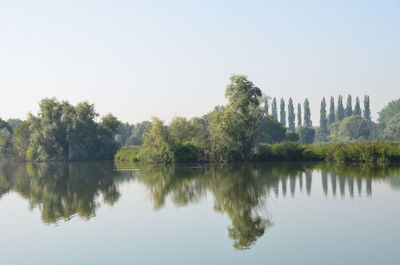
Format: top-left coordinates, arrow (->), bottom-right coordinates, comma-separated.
1,160 -> 400,250
134,163 -> 313,250
0,161 -> 125,224
130,162 -> 400,250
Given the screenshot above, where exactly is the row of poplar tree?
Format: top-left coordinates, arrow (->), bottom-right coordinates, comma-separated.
265,95 -> 371,132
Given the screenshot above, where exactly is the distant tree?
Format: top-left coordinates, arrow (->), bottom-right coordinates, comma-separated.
378,98 -> 400,126
279,98 -> 286,127
363,95 -> 371,121
209,75 -> 263,162
288,98 -> 295,132
27,98 -> 120,161
354,97 -> 362,116
262,96 -> 269,116
259,116 -> 287,144
6,118 -> 21,133
303,99 -> 312,127
12,120 -> 31,155
345,95 -> 353,117
139,117 -> 175,163
286,132 -> 299,142
0,129 -> 12,148
383,113 -> 400,141
328,96 -> 335,124
115,123 -> 134,145
299,126 -> 315,144
271,98 -> 278,120
0,118 -> 12,134
169,117 -> 195,143
297,103 -> 302,127
126,121 -> 151,146
336,95 -> 345,121
328,116 -> 379,142
319,98 -> 328,141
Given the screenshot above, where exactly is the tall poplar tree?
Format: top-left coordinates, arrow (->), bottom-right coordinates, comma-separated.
336,95 -> 345,121
345,95 -> 353,117
264,98 -> 269,116
363,95 -> 371,120
354,97 -> 361,116
328,96 -> 335,124
288,98 -> 295,132
280,98 -> 286,126
304,99 -> 312,127
297,103 -> 302,127
271,98 -> 278,120
320,98 -> 328,141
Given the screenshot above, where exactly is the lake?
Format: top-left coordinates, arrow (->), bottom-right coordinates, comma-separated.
0,161 -> 399,265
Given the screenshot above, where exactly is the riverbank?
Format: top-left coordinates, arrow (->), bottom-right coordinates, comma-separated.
114,142 -> 400,166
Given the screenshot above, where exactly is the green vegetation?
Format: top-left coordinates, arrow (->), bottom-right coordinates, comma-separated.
116,141 -> 400,166
1,75 -> 400,164
0,98 -> 121,161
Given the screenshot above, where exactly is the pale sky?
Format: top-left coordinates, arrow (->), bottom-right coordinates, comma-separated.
1,0 -> 399,124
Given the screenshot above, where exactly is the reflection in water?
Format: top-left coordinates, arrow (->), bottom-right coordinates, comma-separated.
0,161 -> 400,250
0,162 -> 132,224
130,163 -> 400,250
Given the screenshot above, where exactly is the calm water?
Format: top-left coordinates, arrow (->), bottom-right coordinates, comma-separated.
0,161 -> 400,265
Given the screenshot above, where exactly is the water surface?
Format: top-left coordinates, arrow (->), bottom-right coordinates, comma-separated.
0,161 -> 399,265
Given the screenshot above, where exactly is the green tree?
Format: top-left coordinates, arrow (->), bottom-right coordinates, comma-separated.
0,129 -> 12,148
13,120 -> 31,155
297,103 -> 302,127
115,123 -> 134,145
345,95 -> 353,117
271,98 -> 278,120
288,98 -> 295,132
139,117 -> 175,163
303,99 -> 312,127
259,116 -> 287,144
6,118 -> 21,133
354,97 -> 362,116
336,95 -> 345,121
383,113 -> 400,141
27,98 -> 120,161
329,96 -> 335,124
126,121 -> 152,146
279,98 -> 286,127
363,95 -> 371,121
298,126 -> 315,144
261,96 -> 269,116
378,98 -> 400,126
209,75 -> 263,161
169,117 -> 195,143
320,98 -> 328,142
328,116 -> 379,142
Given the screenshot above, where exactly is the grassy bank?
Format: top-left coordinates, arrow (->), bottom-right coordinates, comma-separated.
115,142 -> 400,166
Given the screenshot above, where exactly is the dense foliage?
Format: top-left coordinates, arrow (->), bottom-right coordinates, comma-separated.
1,98 -> 121,161
1,75 -> 400,164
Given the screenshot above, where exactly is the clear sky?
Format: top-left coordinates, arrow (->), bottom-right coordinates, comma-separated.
1,0 -> 399,124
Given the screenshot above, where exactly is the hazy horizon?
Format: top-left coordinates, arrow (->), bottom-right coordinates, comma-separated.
1,0 -> 399,124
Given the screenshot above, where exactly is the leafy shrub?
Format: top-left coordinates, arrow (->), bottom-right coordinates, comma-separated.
271,142 -> 305,161
251,143 -> 272,161
174,142 -> 203,163
114,146 -> 140,162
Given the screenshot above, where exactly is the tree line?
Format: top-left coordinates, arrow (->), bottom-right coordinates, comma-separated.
0,98 -> 121,161
1,74 -> 400,162
115,75 -> 400,163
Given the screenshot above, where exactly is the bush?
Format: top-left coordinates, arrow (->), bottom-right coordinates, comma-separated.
271,142 -> 305,161
114,146 -> 140,162
251,143 -> 272,161
298,127 -> 315,144
174,142 -> 203,163
286,132 -> 299,142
